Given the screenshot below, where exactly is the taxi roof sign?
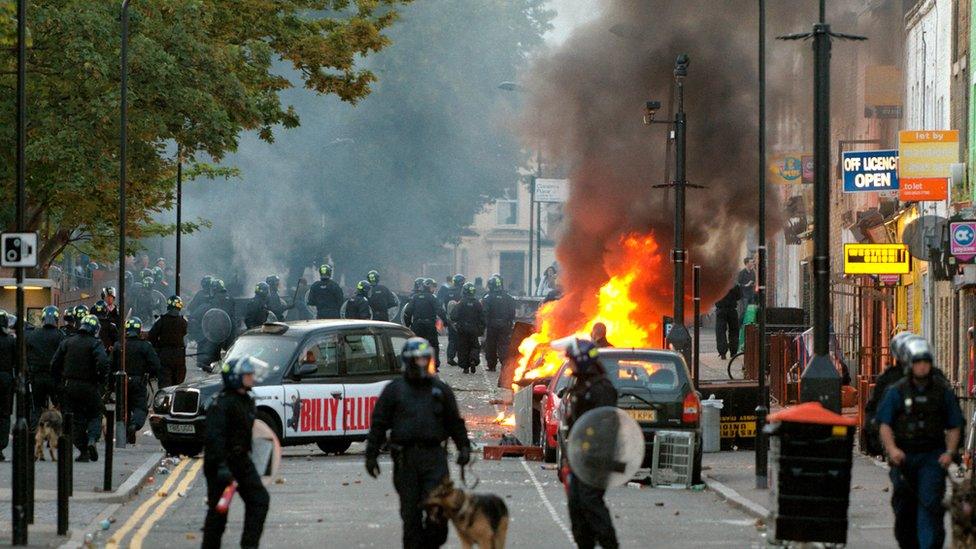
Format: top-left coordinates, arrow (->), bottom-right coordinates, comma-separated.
843,243 -> 911,275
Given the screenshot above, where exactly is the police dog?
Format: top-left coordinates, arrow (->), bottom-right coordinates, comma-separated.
949,465 -> 976,548
34,407 -> 62,461
424,477 -> 509,549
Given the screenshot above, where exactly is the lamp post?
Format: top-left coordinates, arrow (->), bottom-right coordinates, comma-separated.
498,81 -> 539,295
755,0 -> 770,489
175,146 -> 182,295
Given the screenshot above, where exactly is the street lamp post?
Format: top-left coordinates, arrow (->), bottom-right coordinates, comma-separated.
175,147 -> 182,295
755,0 -> 770,490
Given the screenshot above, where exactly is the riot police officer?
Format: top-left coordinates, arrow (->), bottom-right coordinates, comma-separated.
449,283 -> 485,374
26,305 -> 64,426
244,282 -> 271,329
188,275 -> 214,342
203,356 -> 270,549
61,307 -> 77,337
114,317 -> 161,443
403,281 -> 449,371
132,275 -> 164,325
196,279 -> 239,370
101,287 -> 121,326
52,314 -> 111,462
563,339 -> 619,549
91,300 -> 119,352
148,295 -> 188,388
265,275 -> 286,321
877,337 -> 963,549
482,276 -> 516,373
342,281 -> 373,320
0,310 -> 14,460
366,270 -> 399,322
71,304 -> 89,333
307,264 -> 344,319
365,338 -> 471,549
442,274 -> 465,366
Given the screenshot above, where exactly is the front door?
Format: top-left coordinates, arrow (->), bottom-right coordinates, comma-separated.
283,334 -> 346,439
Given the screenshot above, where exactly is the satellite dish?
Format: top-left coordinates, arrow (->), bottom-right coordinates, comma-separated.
902,215 -> 948,260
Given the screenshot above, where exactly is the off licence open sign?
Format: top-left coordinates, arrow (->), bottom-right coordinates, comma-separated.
842,150 -> 898,193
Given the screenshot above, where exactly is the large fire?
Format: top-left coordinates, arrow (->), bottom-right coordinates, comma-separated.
512,233 -> 671,389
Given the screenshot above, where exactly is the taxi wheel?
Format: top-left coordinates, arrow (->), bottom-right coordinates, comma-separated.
256,410 -> 282,444
316,440 -> 352,455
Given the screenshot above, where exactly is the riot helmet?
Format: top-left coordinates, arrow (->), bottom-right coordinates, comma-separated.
265,275 -> 280,290
889,331 -> 915,367
356,280 -> 371,296
200,275 -> 214,293
79,314 -> 100,336
462,282 -> 476,297
91,300 -> 108,318
400,337 -> 435,381
367,270 -> 380,285
902,337 -> 934,378
153,266 -> 165,281
63,307 -> 76,325
487,276 -> 500,291
452,274 -> 466,287
413,277 -> 425,292
319,264 -> 334,280
221,356 -> 263,391
125,317 -> 143,337
73,305 -> 89,320
254,282 -> 270,297
211,279 -> 227,293
101,287 -> 116,300
0,310 -> 7,333
142,276 -> 155,288
424,278 -> 437,293
568,339 -> 604,378
167,295 -> 184,311
41,305 -> 59,327
140,268 -> 154,281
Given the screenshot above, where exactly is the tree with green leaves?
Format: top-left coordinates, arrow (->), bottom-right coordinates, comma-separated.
0,0 -> 406,270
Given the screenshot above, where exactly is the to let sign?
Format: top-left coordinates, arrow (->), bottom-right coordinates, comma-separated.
898,130 -> 958,201
842,150 -> 898,193
843,243 -> 911,275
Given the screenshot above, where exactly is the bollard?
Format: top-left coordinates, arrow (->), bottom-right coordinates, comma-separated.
57,429 -> 69,536
63,412 -> 73,497
115,371 -> 127,449
11,416 -> 28,545
103,408 -> 114,492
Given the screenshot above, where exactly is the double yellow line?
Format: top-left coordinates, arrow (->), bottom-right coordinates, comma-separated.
107,457 -> 204,549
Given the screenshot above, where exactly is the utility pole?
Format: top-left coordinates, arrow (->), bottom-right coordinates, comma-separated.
115,0 -> 133,465
176,147 -> 182,295
755,0 -> 769,490
668,54 -> 692,366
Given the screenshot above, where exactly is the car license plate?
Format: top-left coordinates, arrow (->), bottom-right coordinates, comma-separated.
627,409 -> 656,422
166,423 -> 195,434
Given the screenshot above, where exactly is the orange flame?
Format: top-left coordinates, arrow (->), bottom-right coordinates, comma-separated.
512,233 -> 670,389
493,412 -> 516,426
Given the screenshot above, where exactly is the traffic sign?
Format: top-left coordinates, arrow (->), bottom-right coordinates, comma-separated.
842,150 -> 898,193
843,243 -> 911,275
950,221 -> 976,263
1,232 -> 38,268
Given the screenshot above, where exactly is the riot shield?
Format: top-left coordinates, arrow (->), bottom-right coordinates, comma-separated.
202,308 -> 233,344
265,311 -> 278,323
252,419 -> 282,485
566,406 -> 645,489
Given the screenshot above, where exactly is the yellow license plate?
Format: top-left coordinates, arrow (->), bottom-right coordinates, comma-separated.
627,409 -> 656,422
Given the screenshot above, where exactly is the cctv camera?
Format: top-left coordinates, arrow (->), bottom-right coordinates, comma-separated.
643,100 -> 662,125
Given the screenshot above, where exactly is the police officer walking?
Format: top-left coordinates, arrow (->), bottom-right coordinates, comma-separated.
366,270 -> 399,322
26,305 -> 64,426
877,337 -> 963,549
202,356 -> 270,549
188,275 -> 214,343
450,283 -> 485,374
52,314 -> 111,462
0,310 -> 14,460
265,275 -> 286,321
148,296 -> 188,388
482,276 -> 515,373
441,274 -> 465,366
307,264 -> 344,319
115,317 -> 161,443
342,281 -> 373,320
563,339 -> 619,549
244,282 -> 271,329
403,280 -> 449,371
92,299 -> 119,352
365,338 -> 471,549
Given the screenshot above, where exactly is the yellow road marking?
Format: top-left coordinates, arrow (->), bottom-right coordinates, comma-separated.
129,458 -> 204,549
106,458 -> 191,548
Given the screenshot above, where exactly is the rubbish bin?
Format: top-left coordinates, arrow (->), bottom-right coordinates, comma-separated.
764,402 -> 856,545
700,394 -> 723,453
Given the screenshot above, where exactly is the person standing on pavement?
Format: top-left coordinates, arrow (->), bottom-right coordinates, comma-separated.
563,339 -> 619,549
877,337 -> 963,549
364,338 -> 471,549
148,295 -> 189,388
450,282 -> 485,374
26,305 -> 64,427
202,356 -> 270,549
482,276 -> 515,372
307,264 -> 344,319
736,256 -> 756,321
51,314 -> 111,462
402,281 -> 449,371
713,285 -> 741,360
114,317 -> 161,443
366,270 -> 400,322
0,310 -> 14,461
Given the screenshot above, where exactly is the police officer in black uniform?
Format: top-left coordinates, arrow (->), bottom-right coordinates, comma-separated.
188,275 -> 214,343
403,281 -> 449,371
202,356 -> 270,549
563,339 -> 619,549
442,274 -> 465,366
148,295 -> 188,388
307,264 -> 344,319
877,337 -> 963,549
365,338 -> 471,549
342,281 -> 373,320
71,304 -> 89,333
61,307 -> 77,337
27,305 -> 64,426
450,283 -> 485,374
366,270 -> 399,322
114,317 -> 161,443
196,279 -> 239,371
244,282 -> 271,329
0,310 -> 14,460
52,314 -> 111,462
92,299 -> 119,352
482,276 -> 516,373
265,275 -> 286,321
132,275 -> 162,325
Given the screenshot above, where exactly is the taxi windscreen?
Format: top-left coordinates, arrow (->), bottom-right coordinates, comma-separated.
219,335 -> 298,383
601,356 -> 683,391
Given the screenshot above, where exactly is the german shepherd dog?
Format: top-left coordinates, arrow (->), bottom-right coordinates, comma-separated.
949,464 -> 976,548
424,477 -> 509,549
34,407 -> 63,461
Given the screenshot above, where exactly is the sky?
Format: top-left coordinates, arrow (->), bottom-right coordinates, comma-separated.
545,0 -> 603,45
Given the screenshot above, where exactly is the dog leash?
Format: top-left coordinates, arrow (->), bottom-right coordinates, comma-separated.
460,459 -> 480,490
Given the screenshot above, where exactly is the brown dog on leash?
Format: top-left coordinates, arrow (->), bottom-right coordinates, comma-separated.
34,407 -> 62,461
425,477 -> 509,549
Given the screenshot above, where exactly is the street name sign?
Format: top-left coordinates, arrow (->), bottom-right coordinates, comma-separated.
842,150 -> 898,193
535,178 -> 568,203
1,232 -> 38,268
843,243 -> 910,275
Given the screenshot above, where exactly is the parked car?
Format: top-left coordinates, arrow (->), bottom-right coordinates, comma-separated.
149,320 -> 414,457
548,348 -> 703,483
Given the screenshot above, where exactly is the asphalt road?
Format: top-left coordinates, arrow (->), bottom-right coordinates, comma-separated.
102,347 -> 764,548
